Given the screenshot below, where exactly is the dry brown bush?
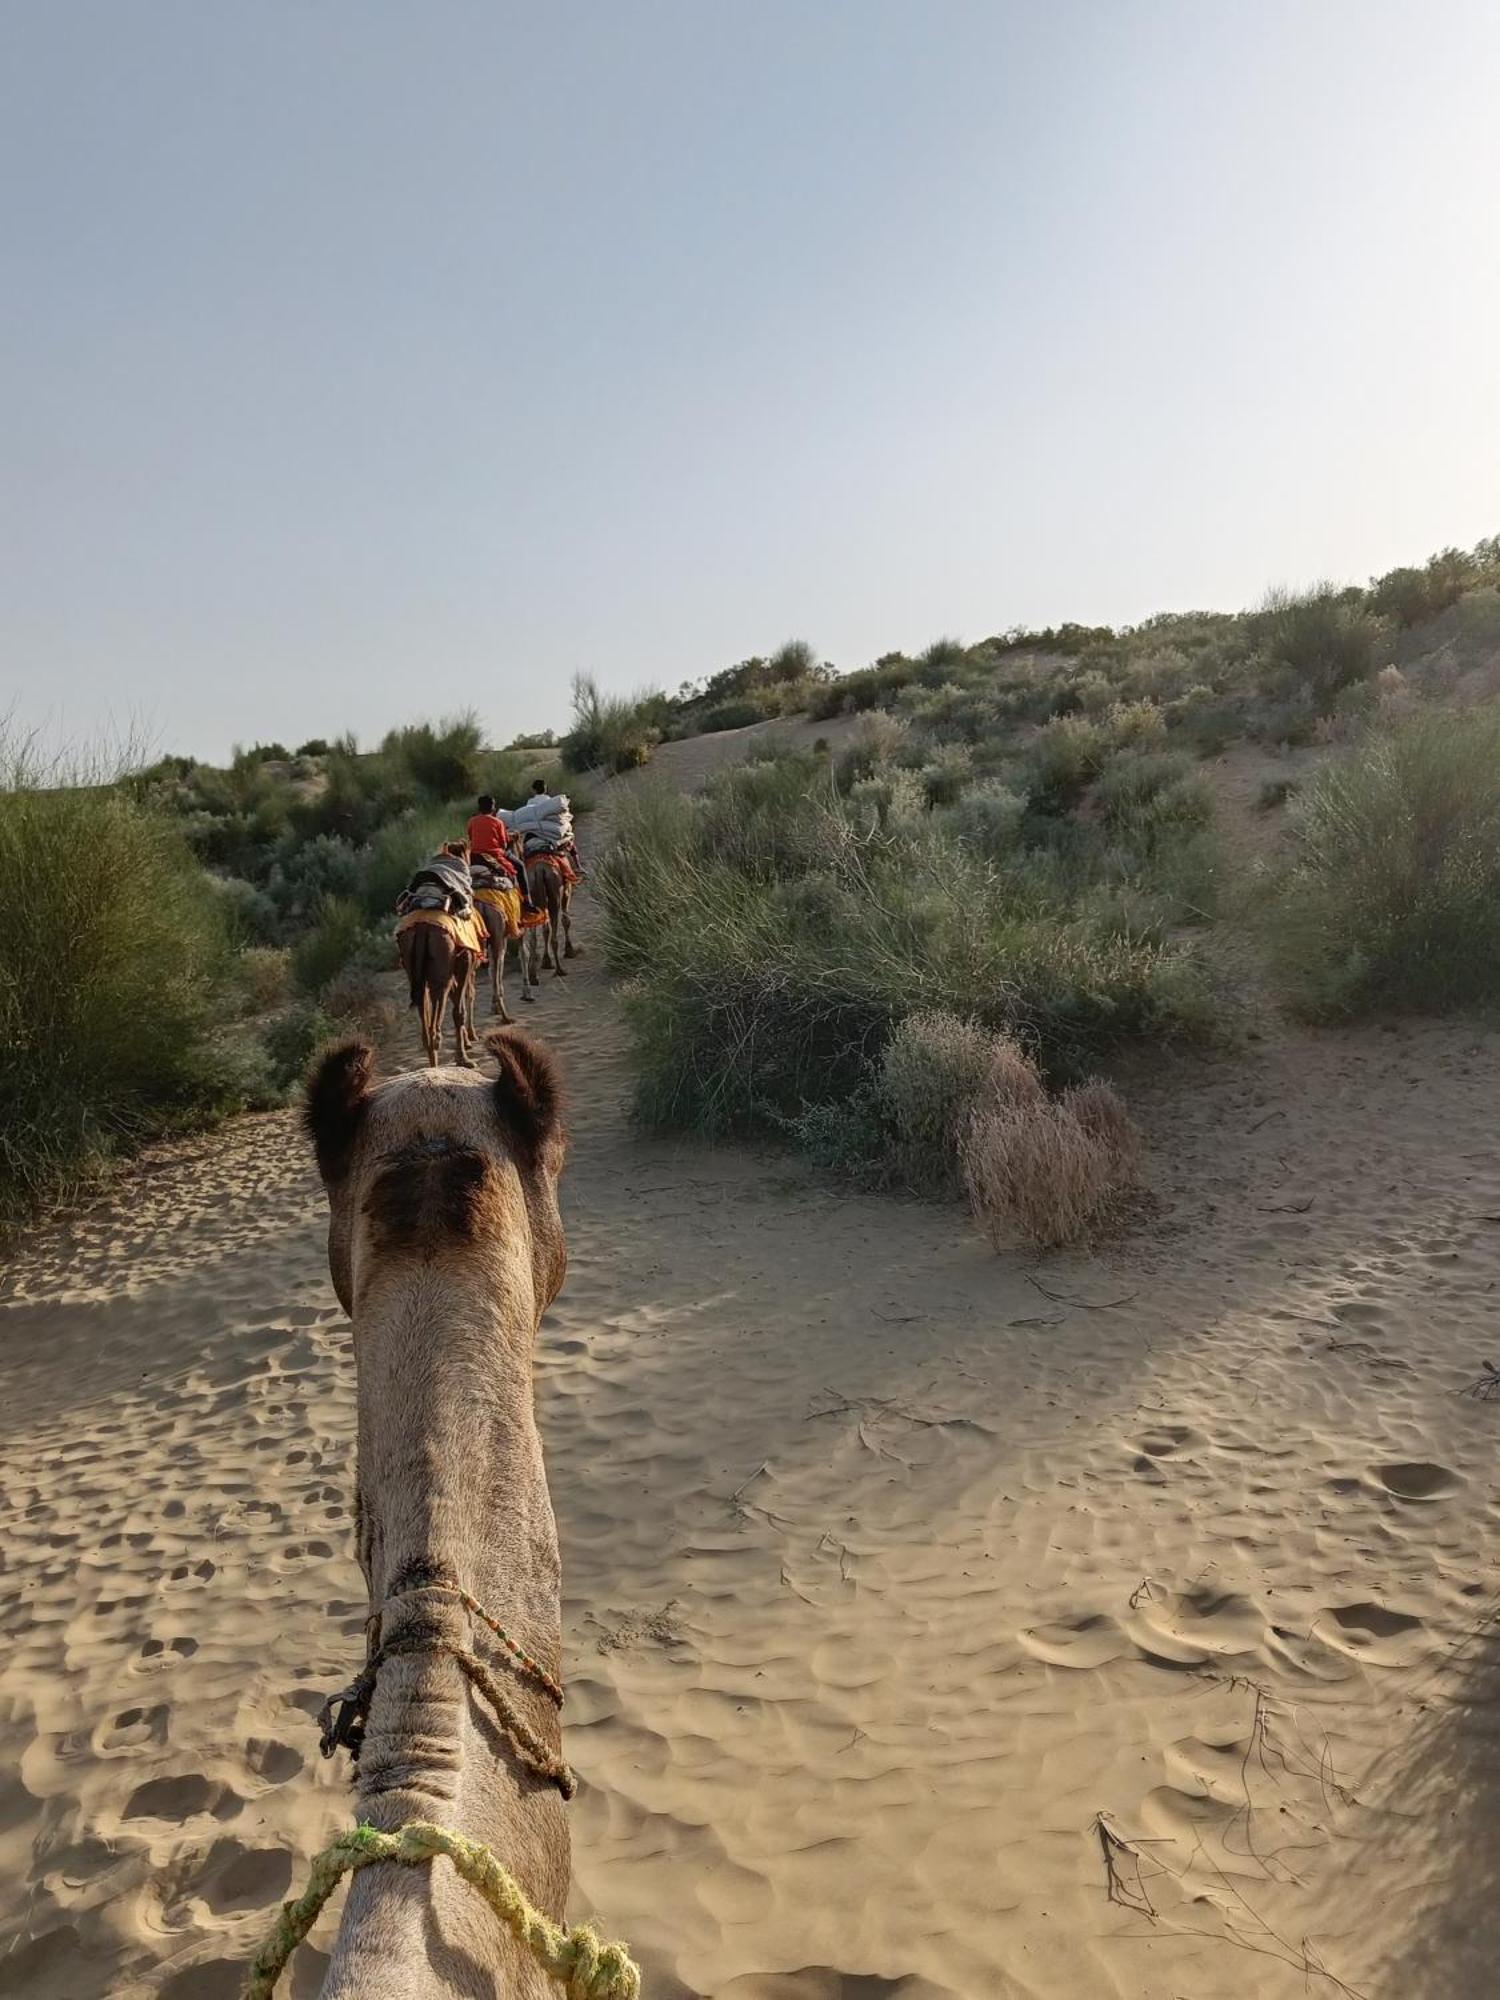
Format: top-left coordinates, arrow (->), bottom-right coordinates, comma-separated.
959,1046 -> 1140,1251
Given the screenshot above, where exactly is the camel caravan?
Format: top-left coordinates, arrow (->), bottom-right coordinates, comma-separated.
395,783 -> 583,1067
242,1033 -> 639,1996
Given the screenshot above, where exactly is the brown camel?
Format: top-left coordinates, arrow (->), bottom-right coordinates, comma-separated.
399,918 -> 480,1068
475,898 -> 522,1020
522,856 -> 577,989
303,1031 -> 583,1997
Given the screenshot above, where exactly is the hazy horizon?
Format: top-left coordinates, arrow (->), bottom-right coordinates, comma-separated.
4,1 -> 1497,763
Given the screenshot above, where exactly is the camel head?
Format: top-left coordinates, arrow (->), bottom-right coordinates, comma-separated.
303,1028 -> 567,1326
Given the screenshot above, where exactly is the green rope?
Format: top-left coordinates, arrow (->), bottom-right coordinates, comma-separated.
243,1820 -> 640,2000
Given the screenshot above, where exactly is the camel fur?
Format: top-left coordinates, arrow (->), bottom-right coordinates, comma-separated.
399,918 -> 480,1068
522,858 -> 577,989
304,1031 -> 569,1999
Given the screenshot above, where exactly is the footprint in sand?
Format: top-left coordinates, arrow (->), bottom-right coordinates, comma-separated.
123,1773 -> 241,1821
1315,1601 -> 1427,1665
99,1703 -> 169,1752
1370,1461 -> 1461,1502
1128,1587 -> 1267,1669
244,1737 -> 303,1786
1018,1611 -> 1127,1669
197,1835 -> 294,1914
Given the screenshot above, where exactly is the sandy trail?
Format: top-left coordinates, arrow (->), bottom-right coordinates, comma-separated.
4,732 -> 1500,1998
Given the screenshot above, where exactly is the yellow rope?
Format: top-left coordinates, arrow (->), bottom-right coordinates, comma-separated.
243,1820 -> 640,2000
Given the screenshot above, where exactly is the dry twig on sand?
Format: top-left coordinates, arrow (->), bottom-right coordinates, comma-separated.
1028,1273 -> 1138,1309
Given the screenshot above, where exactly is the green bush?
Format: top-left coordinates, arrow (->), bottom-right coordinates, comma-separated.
291,895 -> 372,996
563,674 -> 660,773
698,699 -> 767,733
1252,586 -> 1379,708
1025,715 -> 1108,811
596,761 -> 1215,1155
0,756 -> 241,1218
361,803 -> 466,921
1268,709 -> 1500,1015
381,714 -> 484,800
263,1001 -> 340,1090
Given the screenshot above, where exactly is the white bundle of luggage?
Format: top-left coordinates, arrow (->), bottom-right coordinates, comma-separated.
503,792 -> 573,855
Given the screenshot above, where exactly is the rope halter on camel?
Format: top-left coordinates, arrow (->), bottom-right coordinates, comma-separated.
317,1576 -> 574,1795
248,1576 -> 636,1997
242,1820 -> 641,2000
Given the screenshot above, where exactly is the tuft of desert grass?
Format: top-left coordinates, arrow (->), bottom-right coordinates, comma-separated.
959,1044 -> 1140,1252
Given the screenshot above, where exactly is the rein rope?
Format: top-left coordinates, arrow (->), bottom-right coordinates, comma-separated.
244,1579 -> 635,1998
242,1820 -> 640,2000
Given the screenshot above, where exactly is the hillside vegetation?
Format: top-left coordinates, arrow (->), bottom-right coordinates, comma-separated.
0,717 -> 581,1221
8,531 -> 1500,1236
595,534 -> 1500,1243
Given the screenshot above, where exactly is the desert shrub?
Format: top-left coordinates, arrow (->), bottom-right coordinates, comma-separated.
291,895 -> 371,996
262,1001 -> 340,1090
296,737 -> 331,758
869,1010 -> 1003,1188
1094,751 -> 1213,846
382,714 -> 484,800
208,872 -> 282,944
1267,708 -> 1500,1015
320,963 -> 397,1035
918,744 -> 973,807
0,752 -> 242,1217
1369,549 -> 1474,629
563,674 -> 659,772
236,945 -> 293,1012
1252,586 -> 1378,708
847,768 -> 927,835
833,712 -> 908,789
1025,714 -> 1108,810
937,780 -> 1026,859
599,756 -> 1215,1156
698,698 -> 767,733
266,832 -> 362,922
960,1061 -> 1140,1251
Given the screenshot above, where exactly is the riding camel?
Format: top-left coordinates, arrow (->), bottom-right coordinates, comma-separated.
253,1032 -> 637,1999
522,853 -> 578,989
474,889 -> 526,1020
398,915 -> 481,1067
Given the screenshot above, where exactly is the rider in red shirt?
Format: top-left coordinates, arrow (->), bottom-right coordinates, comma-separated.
466,796 -> 534,911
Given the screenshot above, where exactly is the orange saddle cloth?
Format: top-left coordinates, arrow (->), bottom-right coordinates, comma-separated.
395,907 -> 489,961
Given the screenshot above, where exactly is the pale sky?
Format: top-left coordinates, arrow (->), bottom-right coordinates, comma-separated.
3,2 -> 1497,762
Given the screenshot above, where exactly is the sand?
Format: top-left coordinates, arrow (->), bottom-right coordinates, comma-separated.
4,728 -> 1500,1998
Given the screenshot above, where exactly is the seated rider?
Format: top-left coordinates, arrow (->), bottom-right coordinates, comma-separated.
466,794 -> 536,911
524,777 -> 586,881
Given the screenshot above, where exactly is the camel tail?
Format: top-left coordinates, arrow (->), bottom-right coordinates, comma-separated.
402,923 -> 430,1011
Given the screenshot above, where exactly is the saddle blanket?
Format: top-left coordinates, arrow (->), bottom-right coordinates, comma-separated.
395,907 -> 489,961
473,884 -> 523,939
524,849 -> 580,885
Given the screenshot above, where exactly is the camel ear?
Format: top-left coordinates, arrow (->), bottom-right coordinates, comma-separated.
486,1030 -> 566,1171
304,1041 -> 377,1185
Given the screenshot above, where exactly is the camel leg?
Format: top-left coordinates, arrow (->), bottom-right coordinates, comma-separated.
486,912 -> 512,1023
419,977 -> 440,1068
548,879 -> 566,978
454,963 -> 477,1066
561,885 -> 578,958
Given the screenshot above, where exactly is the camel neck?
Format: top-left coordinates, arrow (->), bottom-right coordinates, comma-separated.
321,1259 -> 569,1999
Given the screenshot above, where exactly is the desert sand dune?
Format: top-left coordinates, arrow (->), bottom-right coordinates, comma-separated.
3,740 -> 1500,1997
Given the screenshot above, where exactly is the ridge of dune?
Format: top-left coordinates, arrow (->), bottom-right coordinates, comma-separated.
3,731 -> 1500,1998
